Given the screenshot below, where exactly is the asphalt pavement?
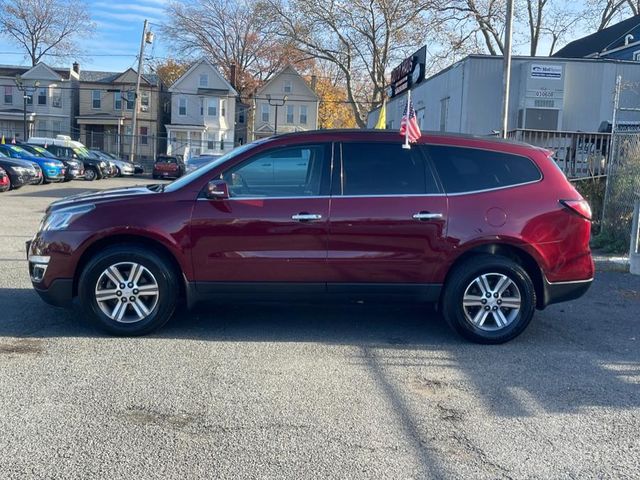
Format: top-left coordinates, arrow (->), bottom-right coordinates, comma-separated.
0,177 -> 638,479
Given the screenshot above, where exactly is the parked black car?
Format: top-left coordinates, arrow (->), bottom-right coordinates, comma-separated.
0,155 -> 40,189
37,144 -> 109,181
17,143 -> 84,181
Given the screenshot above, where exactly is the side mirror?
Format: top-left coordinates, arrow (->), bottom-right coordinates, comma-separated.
205,179 -> 229,200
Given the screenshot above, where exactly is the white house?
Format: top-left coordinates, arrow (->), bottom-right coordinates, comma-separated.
0,62 -> 78,141
165,58 -> 237,159
253,66 -> 318,140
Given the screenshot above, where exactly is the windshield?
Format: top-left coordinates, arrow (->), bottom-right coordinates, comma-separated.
73,147 -> 93,160
27,145 -> 56,158
164,142 -> 261,193
5,145 -> 30,158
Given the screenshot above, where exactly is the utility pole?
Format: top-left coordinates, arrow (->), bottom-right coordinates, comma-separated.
266,94 -> 288,136
130,19 -> 153,162
500,0 -> 514,139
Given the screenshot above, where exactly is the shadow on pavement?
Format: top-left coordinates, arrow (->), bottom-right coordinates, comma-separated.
1,271 -> 639,423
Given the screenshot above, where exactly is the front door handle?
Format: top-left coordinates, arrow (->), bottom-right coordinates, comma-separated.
412,211 -> 444,221
292,213 -> 323,222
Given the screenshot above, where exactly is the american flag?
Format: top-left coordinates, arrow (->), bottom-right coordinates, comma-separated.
399,100 -> 421,143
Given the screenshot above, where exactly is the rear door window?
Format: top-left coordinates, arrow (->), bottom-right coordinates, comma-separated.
339,142 -> 438,195
427,145 -> 541,194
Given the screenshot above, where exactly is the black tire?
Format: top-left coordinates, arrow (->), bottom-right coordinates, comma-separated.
441,255 -> 536,344
85,167 -> 98,181
78,245 -> 179,336
116,167 -> 122,177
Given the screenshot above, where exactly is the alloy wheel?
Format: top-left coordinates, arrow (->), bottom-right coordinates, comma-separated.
462,272 -> 521,331
94,262 -> 160,323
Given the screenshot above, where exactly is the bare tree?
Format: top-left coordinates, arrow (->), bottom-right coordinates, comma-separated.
163,0 -> 305,96
0,0 -> 93,66
264,0 -> 434,128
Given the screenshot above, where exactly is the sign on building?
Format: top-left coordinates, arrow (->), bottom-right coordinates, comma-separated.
389,46 -> 426,98
531,64 -> 563,79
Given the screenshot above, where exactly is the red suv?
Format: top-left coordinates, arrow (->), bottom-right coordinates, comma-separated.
27,131 -> 594,343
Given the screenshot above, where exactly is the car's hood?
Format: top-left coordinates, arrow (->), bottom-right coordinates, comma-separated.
0,158 -> 37,169
47,184 -> 162,212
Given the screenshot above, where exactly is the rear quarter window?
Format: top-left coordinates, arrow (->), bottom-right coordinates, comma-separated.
427,145 -> 542,194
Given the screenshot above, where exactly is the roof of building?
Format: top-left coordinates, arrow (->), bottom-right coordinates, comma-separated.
553,15 -> 640,58
79,69 -> 159,86
0,63 -> 73,79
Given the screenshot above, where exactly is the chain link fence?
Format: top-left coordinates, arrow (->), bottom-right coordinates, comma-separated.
599,132 -> 640,253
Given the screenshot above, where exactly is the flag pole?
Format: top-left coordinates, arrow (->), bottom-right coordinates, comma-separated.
402,89 -> 411,150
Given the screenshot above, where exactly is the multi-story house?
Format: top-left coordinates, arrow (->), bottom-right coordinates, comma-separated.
253,66 -> 318,140
0,62 -> 79,141
76,66 -> 166,164
165,58 -> 237,158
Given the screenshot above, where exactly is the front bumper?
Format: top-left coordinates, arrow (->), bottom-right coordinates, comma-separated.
26,237 -> 77,308
34,278 -> 74,307
44,169 -> 66,182
540,277 -> 593,308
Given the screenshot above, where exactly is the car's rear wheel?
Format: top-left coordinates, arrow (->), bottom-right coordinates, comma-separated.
441,255 -> 536,344
78,245 -> 179,335
85,167 -> 98,181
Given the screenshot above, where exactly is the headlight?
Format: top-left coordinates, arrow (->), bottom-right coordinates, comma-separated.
40,204 -> 95,232
11,166 -> 29,175
99,161 -> 106,167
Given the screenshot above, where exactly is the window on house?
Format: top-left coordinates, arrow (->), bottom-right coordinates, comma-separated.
261,103 -> 269,122
199,74 -> 208,87
299,105 -> 308,125
52,121 -> 62,135
140,126 -> 148,145
221,99 -> 226,117
26,94 -> 32,105
37,88 -> 47,105
37,120 -> 47,134
140,91 -> 149,110
4,86 -> 12,104
126,91 -> 135,110
179,97 -> 187,115
207,98 -> 217,116
51,87 -> 62,108
283,80 -> 292,93
220,133 -> 226,150
92,90 -> 101,109
114,91 -> 122,110
238,109 -> 245,123
207,133 -> 215,150
286,105 -> 294,123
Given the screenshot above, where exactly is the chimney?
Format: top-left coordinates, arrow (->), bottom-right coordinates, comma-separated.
310,74 -> 317,91
72,62 -> 80,74
229,63 -> 237,90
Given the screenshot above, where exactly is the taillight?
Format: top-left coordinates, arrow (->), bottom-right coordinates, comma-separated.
560,199 -> 592,220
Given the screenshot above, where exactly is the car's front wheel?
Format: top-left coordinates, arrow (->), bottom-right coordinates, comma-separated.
441,255 -> 536,344
78,245 -> 179,335
85,167 -> 98,181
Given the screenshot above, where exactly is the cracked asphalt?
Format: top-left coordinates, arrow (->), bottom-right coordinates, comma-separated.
0,177 -> 639,479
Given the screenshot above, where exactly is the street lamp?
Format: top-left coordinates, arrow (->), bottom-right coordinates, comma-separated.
14,75 -> 40,141
266,93 -> 288,136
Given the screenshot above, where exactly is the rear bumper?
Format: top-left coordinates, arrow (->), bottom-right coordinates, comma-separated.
540,277 -> 593,308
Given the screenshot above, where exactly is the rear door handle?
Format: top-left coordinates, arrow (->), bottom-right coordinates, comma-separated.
412,211 -> 443,221
292,213 -> 323,222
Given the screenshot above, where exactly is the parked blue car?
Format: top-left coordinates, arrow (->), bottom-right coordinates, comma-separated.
0,144 -> 65,183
